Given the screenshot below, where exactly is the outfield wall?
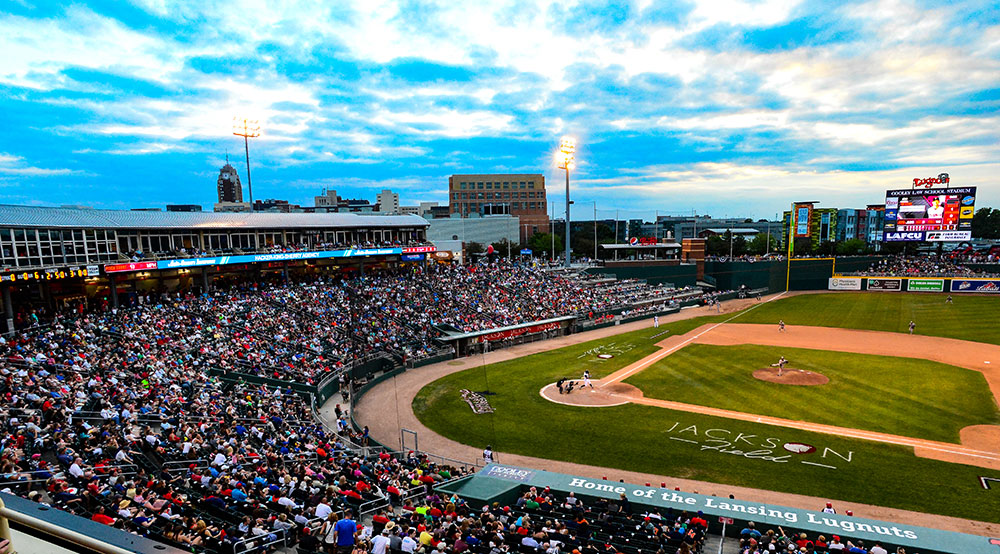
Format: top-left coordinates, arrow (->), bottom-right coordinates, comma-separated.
828,276 -> 1000,293
584,264 -> 698,287
439,464 -> 997,554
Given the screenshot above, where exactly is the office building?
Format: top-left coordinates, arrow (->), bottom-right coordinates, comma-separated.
448,174 -> 549,241
217,163 -> 243,203
377,189 -> 400,214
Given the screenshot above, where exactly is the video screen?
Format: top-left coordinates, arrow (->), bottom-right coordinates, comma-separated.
883,187 -> 976,241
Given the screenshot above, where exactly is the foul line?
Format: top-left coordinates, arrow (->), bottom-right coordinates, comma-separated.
602,292 -> 788,387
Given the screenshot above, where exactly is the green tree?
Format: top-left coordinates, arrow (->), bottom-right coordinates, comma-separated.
528,233 -> 562,259
835,239 -> 868,256
746,233 -> 777,255
705,235 -> 727,256
466,241 -> 484,256
972,207 -> 1000,239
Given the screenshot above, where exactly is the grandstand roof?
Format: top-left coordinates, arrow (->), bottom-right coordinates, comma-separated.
0,204 -> 429,229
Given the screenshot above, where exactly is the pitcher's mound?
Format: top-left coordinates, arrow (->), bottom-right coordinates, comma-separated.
541,381 -> 643,407
753,367 -> 829,386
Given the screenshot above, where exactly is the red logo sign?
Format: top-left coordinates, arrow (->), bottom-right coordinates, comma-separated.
104,261 -> 157,273
913,173 -> 950,188
402,246 -> 437,254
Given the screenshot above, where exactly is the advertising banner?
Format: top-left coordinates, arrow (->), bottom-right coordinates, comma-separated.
828,277 -> 862,291
884,231 -> 925,242
924,230 -> 972,241
400,253 -> 425,262
951,279 -> 1000,293
867,278 -> 902,291
475,321 -> 562,343
104,261 -> 158,273
475,464 -> 994,554
907,279 -> 944,292
794,205 -> 812,237
156,247 -> 413,270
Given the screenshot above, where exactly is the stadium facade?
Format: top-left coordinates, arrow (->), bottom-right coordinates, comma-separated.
0,204 -> 433,332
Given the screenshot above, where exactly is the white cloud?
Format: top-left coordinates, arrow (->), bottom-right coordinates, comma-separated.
0,153 -> 81,176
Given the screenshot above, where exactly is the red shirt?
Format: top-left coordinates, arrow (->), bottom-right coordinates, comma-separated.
92,513 -> 115,525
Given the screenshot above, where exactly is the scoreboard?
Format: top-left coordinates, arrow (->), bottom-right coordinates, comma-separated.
883,187 -> 976,242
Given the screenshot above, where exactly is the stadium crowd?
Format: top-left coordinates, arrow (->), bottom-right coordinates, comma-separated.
0,259 -> 756,554
852,255 -> 1000,278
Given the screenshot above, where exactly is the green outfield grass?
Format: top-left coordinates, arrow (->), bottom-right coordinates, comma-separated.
626,344 -> 1000,443
412,314 -> 1000,523
739,292 -> 1000,344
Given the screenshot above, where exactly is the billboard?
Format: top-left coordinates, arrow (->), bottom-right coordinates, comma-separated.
951,279 -> 1000,293
907,279 -> 944,292
794,205 -> 812,237
883,187 -> 975,241
105,261 -> 158,273
867,278 -> 902,291
828,277 -> 862,290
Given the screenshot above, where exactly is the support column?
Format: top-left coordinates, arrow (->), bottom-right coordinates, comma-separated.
359,261 -> 365,276
109,275 -> 119,310
201,268 -> 211,293
2,283 -> 14,335
282,262 -> 289,284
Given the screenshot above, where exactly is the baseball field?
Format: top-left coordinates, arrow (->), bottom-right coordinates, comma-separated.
411,293 -> 1000,524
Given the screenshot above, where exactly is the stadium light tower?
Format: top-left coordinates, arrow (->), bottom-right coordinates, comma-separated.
556,137 -> 576,268
233,117 -> 261,211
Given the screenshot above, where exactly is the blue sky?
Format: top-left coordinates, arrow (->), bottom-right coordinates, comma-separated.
0,0 -> 998,221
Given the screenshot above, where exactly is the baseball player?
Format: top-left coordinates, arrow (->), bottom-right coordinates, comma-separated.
582,370 -> 594,390
778,320 -> 785,332
909,320 -> 915,335
772,356 -> 788,377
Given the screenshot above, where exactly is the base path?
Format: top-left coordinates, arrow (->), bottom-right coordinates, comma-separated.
348,294 -> 1000,536
553,322 -> 1000,470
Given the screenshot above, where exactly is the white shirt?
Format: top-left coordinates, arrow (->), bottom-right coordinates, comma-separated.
870,547 -> 888,554
372,535 -> 390,554
401,537 -> 417,553
315,502 -> 333,519
69,463 -> 85,478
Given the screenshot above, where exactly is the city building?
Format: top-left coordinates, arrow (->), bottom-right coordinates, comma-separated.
253,199 -> 303,213
783,202 -> 839,249
426,214 -> 519,250
698,228 -> 759,239
448,174 -> 549,241
377,189 -> 400,214
656,215 -> 783,242
166,205 -> 203,212
315,189 -> 338,208
217,163 -> 243,203
864,204 -> 886,245
213,202 -> 251,213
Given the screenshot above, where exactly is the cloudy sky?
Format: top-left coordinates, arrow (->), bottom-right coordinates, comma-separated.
1,0 -> 997,220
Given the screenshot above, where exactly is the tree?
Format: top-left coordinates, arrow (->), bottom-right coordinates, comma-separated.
490,239 -> 516,258
746,233 -> 777,255
466,242 -> 484,256
835,239 -> 867,256
705,235 -> 727,256
528,233 -> 562,259
793,237 -> 814,255
972,207 -> 1000,239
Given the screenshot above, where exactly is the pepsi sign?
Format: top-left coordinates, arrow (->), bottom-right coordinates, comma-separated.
884,231 -> 925,242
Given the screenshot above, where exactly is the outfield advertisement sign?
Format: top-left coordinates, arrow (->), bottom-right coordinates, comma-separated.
951,279 -> 1000,293
907,279 -> 944,292
828,277 -> 862,291
867,278 -> 902,291
475,464 -> 993,554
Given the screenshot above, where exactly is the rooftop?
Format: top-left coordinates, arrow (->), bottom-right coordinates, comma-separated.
0,204 -> 428,230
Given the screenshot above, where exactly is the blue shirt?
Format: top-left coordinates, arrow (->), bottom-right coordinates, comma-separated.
335,518 -> 356,546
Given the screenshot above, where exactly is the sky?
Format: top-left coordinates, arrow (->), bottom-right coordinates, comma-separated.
0,0 -> 998,221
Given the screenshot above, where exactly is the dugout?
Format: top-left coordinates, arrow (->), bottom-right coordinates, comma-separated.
438,464 -> 995,554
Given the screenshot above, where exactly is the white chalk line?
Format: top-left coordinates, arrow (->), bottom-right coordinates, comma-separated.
602,292 -> 789,386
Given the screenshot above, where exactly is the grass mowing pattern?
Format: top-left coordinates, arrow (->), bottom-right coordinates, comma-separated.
737,292 -> 1000,344
413,313 -> 1000,523
626,344 -> 1000,443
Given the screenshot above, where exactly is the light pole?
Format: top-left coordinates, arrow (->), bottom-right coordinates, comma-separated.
233,117 -> 261,210
593,201 -> 598,262
556,137 -> 575,268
